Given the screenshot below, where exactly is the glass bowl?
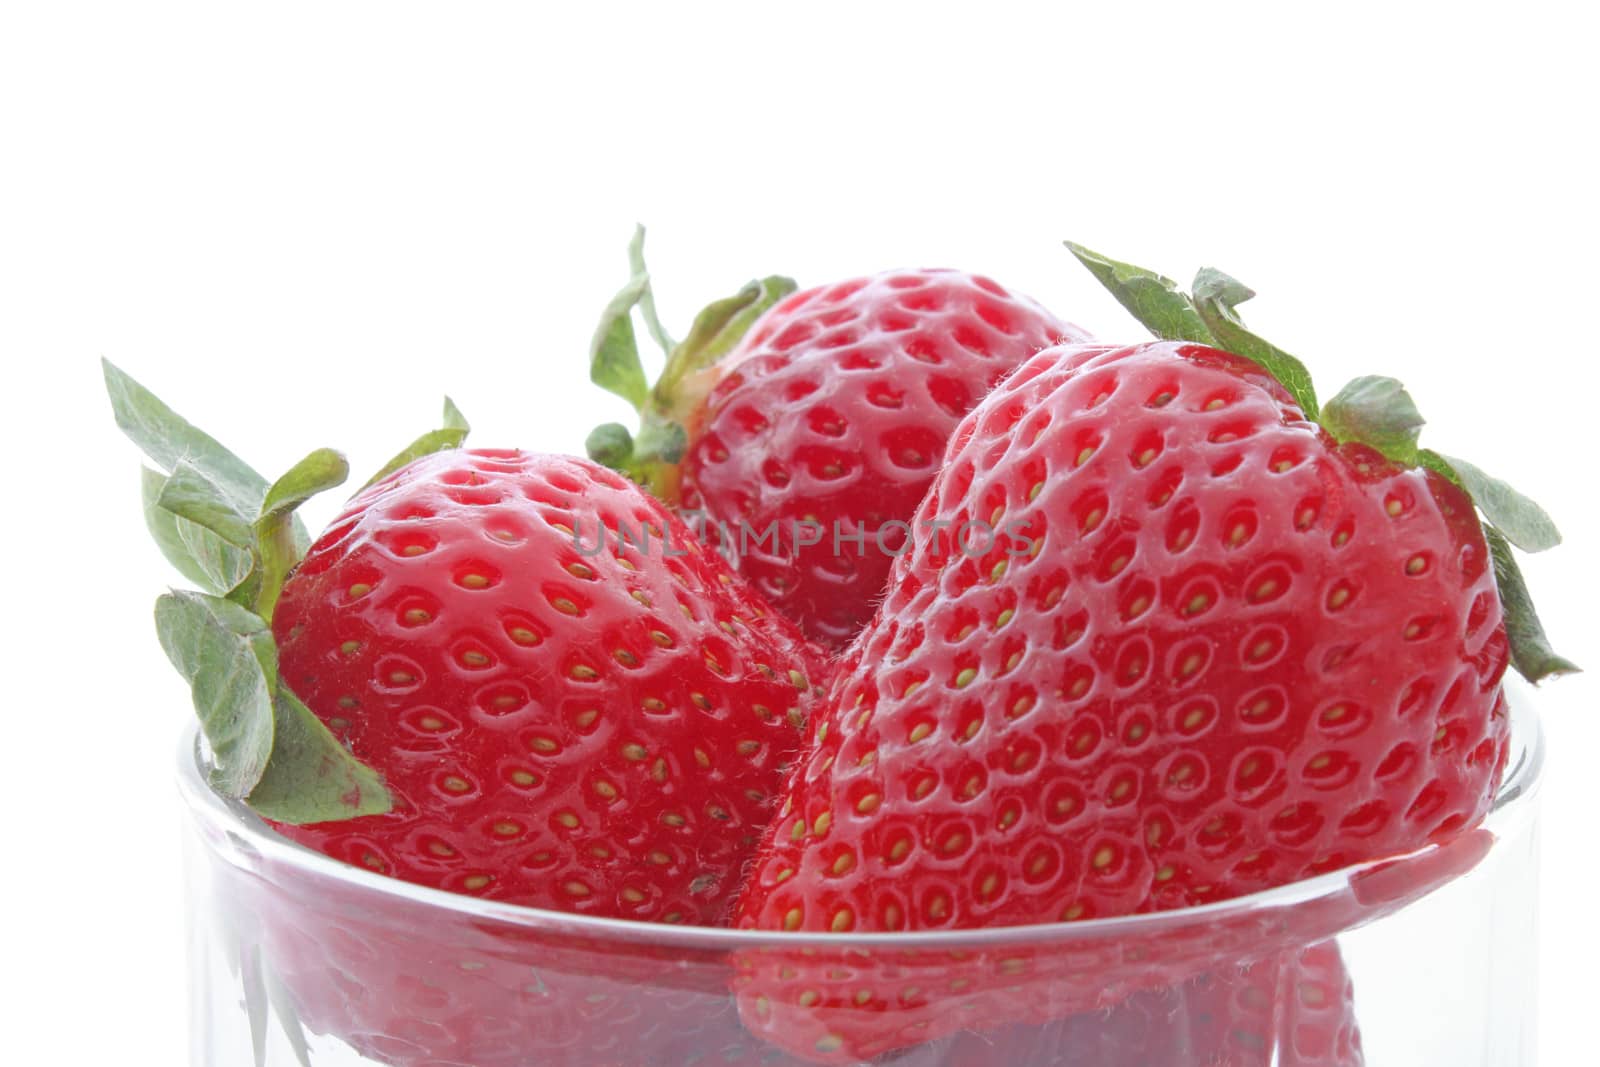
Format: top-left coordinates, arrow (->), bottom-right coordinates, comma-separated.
180,688 -> 1543,1067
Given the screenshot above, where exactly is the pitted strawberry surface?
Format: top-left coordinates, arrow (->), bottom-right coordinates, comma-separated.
676,270 -> 1088,648
737,340 -> 1510,934
273,450 -> 826,922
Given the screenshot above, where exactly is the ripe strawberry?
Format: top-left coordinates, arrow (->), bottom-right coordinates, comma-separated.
730,246 -> 1570,1059
585,231 -> 1089,648
106,363 -> 826,923
271,448 -> 827,922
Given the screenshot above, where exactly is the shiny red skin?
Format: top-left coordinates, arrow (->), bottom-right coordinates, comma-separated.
271,450 -> 827,923
737,340 -> 1509,937
678,269 -> 1089,649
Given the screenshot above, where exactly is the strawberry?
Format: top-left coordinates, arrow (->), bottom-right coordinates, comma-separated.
730,246 -> 1571,1059
270,448 -> 826,920
107,364 -> 825,923
584,229 -> 1089,648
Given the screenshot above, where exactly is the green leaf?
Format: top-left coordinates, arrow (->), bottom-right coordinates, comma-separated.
590,271 -> 653,412
103,359 -> 270,513
155,590 -> 391,824
155,591 -> 278,800
157,460 -> 257,548
246,688 -> 392,825
628,224 -> 675,354
141,466 -> 254,594
253,448 -> 351,622
1484,525 -> 1579,683
586,422 -> 635,469
1431,453 -> 1561,553
1064,241 -> 1217,346
259,448 -> 349,524
1190,267 -> 1320,418
1191,267 -> 1256,308
633,420 -> 689,467
1321,376 -> 1425,462
364,397 -> 471,489
652,275 -> 797,420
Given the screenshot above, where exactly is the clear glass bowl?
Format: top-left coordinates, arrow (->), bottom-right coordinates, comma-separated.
181,690 -> 1542,1067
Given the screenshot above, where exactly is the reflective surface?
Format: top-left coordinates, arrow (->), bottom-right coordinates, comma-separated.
183,693 -> 1541,1066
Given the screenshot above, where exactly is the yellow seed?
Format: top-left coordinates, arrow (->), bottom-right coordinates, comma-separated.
462,875 -> 491,891
459,573 -> 489,589
856,792 -> 882,814
461,650 -> 490,667
441,775 -> 470,794
593,780 -> 619,801
570,664 -> 598,680
832,853 -> 855,875
552,597 -> 580,615
492,821 -> 521,837
347,583 -> 372,599
813,811 -> 832,835
954,667 -> 977,688
509,769 -> 538,786
509,627 -> 540,645
563,880 -> 591,898
784,908 -> 803,931
831,909 -> 854,932
1092,846 -> 1115,869
556,811 -> 579,828
404,608 -> 431,625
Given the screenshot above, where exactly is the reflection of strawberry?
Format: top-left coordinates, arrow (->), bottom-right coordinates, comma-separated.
272,449 -> 826,922
223,846 -> 814,1067
732,245 -> 1569,1061
731,823 -> 1468,1064
934,941 -> 1362,1067
586,239 -> 1088,648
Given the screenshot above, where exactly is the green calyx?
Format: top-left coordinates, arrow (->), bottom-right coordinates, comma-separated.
105,360 -> 474,823
586,225 -> 795,496
1065,244 -> 1577,684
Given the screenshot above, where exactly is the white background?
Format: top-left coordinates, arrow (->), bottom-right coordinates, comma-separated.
2,2 -> 1595,1063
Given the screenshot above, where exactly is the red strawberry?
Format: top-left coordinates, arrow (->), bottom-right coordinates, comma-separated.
270,448 -> 826,922
730,246 -> 1570,1060
738,337 -> 1511,930
215,842 -> 817,1067
585,233 -> 1089,649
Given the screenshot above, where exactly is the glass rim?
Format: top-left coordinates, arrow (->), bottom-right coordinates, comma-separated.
177,683 -> 1544,951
